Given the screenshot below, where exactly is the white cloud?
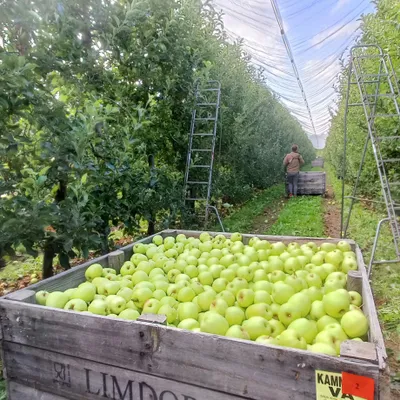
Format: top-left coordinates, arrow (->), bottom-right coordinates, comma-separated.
310,20 -> 361,49
332,0 -> 351,14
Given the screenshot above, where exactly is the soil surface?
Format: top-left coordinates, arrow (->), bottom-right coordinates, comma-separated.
323,183 -> 341,238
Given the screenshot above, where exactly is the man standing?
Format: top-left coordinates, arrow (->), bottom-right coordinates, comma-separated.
283,144 -> 304,197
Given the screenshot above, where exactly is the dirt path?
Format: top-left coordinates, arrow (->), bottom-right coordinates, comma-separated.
251,198 -> 287,235
323,183 -> 342,238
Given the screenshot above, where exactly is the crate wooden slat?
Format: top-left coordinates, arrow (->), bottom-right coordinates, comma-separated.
286,172 -> 326,195
312,158 -> 324,168
0,230 -> 388,400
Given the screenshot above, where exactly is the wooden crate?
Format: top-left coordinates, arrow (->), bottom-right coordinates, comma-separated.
0,230 -> 390,400
312,158 -> 325,168
286,172 -> 326,195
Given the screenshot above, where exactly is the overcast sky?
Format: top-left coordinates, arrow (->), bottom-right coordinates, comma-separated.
212,0 -> 376,148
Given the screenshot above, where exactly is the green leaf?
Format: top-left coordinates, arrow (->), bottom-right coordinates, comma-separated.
37,175 -> 47,185
39,166 -> 50,176
81,173 -> 88,184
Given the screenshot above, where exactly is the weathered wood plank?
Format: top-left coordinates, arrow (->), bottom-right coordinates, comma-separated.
355,247 -> 387,369
0,301 -> 381,400
347,270 -> 363,294
4,342 -> 248,400
108,250 -> 125,272
8,381 -> 68,400
4,289 -> 36,303
340,341 -> 378,364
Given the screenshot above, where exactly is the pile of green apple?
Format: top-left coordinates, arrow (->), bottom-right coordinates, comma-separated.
35,233 -> 369,357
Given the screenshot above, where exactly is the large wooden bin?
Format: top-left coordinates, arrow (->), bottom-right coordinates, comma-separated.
0,230 -> 389,400
286,172 -> 326,195
312,158 -> 324,168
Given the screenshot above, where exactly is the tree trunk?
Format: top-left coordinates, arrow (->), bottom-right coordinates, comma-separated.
42,244 -> 55,279
147,219 -> 155,236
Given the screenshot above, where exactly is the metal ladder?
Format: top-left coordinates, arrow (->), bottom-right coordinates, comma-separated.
341,44 -> 400,276
184,81 -> 224,231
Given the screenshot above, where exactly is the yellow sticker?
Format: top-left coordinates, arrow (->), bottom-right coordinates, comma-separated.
315,370 -> 366,400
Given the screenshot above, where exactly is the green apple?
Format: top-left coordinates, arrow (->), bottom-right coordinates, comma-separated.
231,232 -> 242,242
131,271 -> 149,286
253,281 -> 273,293
120,261 -> 136,276
190,281 -> 205,296
199,232 -> 211,242
337,241 -> 352,252
311,253 -> 324,266
35,290 -> 49,306
341,310 -> 369,338
142,298 -> 161,314
305,273 -> 322,288
212,278 -> 228,293
230,278 -> 249,292
178,318 -> 200,330
341,258 -> 358,273
85,263 -> 103,281
159,296 -> 177,308
71,283 -> 96,303
310,300 -> 326,320
288,292 -> 311,317
245,303 -> 272,320
216,290 -> 235,307
102,268 -> 117,276
269,319 -> 286,337
200,312 -> 229,336
270,242 -> 286,256
178,302 -> 199,321
323,289 -> 350,318
126,300 -> 139,311
277,329 -> 307,350
307,286 -> 323,302
270,303 -> 281,320
285,275 -> 303,292
131,253 -> 147,265
321,243 -> 337,253
242,316 -> 272,340
177,287 -> 196,302
278,302 -> 302,327
132,287 -> 153,308
209,298 -> 229,316
310,343 -> 337,356
267,256 -> 284,272
64,288 -> 76,300
119,309 -> 140,320
325,250 -> 344,267
135,281 -> 155,292
197,290 -> 216,311
314,327 -> 345,354
348,291 -> 362,307
255,336 -> 277,345
46,291 -> 69,309
236,289 -> 255,308
254,290 -> 272,304
152,289 -> 166,301
225,306 -> 245,326
152,235 -> 163,246
317,315 -> 340,332
288,318 -> 318,344
198,271 -> 213,286
158,304 -> 177,323
284,257 -> 301,274
270,270 -> 286,283
272,282 -> 295,305
106,295 -> 127,314
88,299 -> 108,315
225,325 -> 250,340
64,298 -> 88,312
